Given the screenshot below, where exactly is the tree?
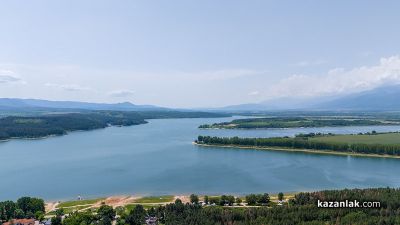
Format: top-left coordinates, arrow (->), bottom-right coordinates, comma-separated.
25,211 -> 34,219
115,206 -> 125,216
62,211 -> 96,225
148,207 -> 156,217
97,205 -> 115,225
34,211 -> 44,221
125,205 -> 146,225
236,197 -> 242,205
55,208 -> 64,217
278,192 -> 284,201
245,194 -> 257,206
16,197 -> 44,216
204,196 -> 209,205
1,201 -> 17,221
226,196 -> 235,206
51,216 -> 62,225
14,209 -> 24,219
258,193 -> 270,205
16,197 -> 31,214
219,195 -> 227,206
209,197 -> 220,205
190,194 -> 199,204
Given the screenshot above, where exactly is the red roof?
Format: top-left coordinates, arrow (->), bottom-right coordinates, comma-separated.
2,219 -> 35,225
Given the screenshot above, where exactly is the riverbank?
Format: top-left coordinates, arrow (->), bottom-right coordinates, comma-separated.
44,193 -> 296,214
0,134 -> 62,142
194,142 -> 400,159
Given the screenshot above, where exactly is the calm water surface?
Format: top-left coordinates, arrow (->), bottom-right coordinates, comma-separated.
1,116 -> 400,200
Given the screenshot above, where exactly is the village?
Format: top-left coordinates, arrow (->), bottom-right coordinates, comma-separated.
1,194 -> 290,225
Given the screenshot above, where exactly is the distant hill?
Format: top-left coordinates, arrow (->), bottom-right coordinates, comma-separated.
314,85 -> 400,110
215,85 -> 400,112
215,97 -> 332,112
0,98 -> 165,111
3,85 -> 400,113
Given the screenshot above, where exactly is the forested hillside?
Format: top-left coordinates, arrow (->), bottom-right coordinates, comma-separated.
0,111 -> 227,140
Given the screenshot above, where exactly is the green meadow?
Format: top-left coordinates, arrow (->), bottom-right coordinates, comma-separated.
311,132 -> 400,145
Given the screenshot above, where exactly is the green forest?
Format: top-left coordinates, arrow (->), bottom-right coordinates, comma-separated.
196,133 -> 400,156
199,117 -> 397,129
3,188 -> 400,225
0,197 -> 45,221
152,188 -> 400,225
0,111 -> 227,140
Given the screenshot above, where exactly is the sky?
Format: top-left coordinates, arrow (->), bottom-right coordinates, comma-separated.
1,0 -> 400,108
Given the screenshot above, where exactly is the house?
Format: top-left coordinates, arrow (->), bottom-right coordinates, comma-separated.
277,200 -> 286,206
3,219 -> 35,225
145,216 -> 157,225
42,219 -> 52,225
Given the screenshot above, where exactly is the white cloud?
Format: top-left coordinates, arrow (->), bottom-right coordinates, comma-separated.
108,90 -> 135,97
0,75 -> 20,83
248,91 -> 260,96
45,83 -> 93,92
0,69 -> 23,84
5,57 -> 400,107
267,56 -> 400,99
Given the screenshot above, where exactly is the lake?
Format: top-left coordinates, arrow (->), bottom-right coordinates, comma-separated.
1,116 -> 400,201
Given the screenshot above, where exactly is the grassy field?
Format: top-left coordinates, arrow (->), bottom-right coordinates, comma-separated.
125,204 -> 163,211
199,117 -> 395,129
62,205 -> 94,214
311,133 -> 400,144
45,193 -> 298,216
57,198 -> 105,208
133,195 -> 175,204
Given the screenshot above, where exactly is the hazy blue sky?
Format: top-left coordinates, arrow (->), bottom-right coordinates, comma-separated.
1,0 -> 400,107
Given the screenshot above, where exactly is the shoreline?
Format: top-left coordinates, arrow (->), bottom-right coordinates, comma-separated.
0,134 -> 62,142
44,192 -> 298,213
193,142 -> 400,159
0,123 -> 148,143
198,123 -> 400,130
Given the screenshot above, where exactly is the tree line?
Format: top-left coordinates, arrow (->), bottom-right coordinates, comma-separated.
199,117 -> 389,129
196,135 -> 400,156
0,197 -> 45,222
0,111 -> 228,140
5,188 -> 400,225
59,188 -> 400,225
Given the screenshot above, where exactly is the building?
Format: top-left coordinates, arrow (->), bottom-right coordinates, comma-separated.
145,216 -> 157,225
41,219 -> 52,225
3,219 -> 35,225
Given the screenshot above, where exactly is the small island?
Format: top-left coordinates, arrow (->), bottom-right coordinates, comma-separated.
199,117 -> 399,129
195,131 -> 400,158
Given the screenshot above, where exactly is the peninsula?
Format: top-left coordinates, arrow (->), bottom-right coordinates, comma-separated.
195,132 -> 400,158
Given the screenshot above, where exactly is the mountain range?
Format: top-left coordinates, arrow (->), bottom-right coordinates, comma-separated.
1,84 -> 400,112
218,84 -> 400,111
0,98 -> 164,111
